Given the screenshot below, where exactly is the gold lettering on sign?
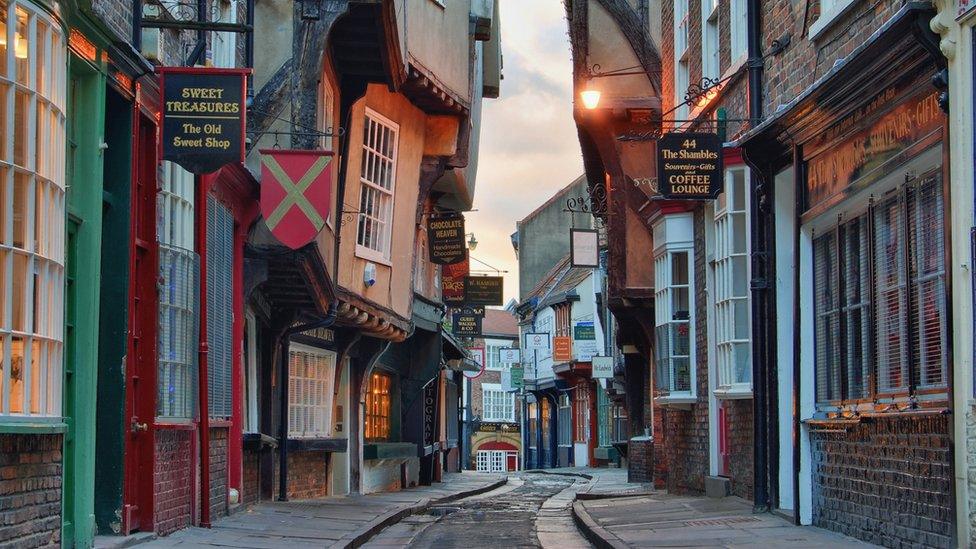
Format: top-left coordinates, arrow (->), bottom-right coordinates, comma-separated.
806,91 -> 941,209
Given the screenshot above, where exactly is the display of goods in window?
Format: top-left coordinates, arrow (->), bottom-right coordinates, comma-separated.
464,276 -> 504,305
428,211 -> 466,265
442,255 -> 469,305
160,67 -> 249,174
657,132 -> 723,199
259,149 -> 334,249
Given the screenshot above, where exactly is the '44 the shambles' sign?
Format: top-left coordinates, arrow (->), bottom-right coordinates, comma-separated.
657,132 -> 723,199
160,67 -> 248,174
428,212 -> 466,265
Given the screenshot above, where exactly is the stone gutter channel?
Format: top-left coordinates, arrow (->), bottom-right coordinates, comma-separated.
356,470 -> 651,549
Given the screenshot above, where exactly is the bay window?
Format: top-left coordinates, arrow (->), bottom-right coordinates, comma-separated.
356,109 -> 397,261
653,213 -> 695,401
712,167 -> 751,396
287,344 -> 336,438
0,0 -> 65,419
813,171 -> 947,408
481,382 -> 514,422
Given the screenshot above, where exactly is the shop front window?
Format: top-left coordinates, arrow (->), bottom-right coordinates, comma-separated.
288,344 -> 336,438
365,371 -> 392,441
653,213 -> 696,401
0,0 -> 65,419
574,384 -> 590,443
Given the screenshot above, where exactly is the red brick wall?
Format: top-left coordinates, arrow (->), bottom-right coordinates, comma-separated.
154,429 -> 193,536
209,427 -> 228,520
0,434 -> 62,547
725,400 -> 753,500
242,448 -> 260,507
275,451 -> 329,500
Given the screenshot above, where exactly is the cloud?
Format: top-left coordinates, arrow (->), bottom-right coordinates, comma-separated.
469,0 -> 584,303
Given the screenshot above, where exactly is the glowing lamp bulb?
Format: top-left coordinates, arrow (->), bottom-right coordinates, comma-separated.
14,33 -> 27,59
0,22 -> 7,48
581,89 -> 601,110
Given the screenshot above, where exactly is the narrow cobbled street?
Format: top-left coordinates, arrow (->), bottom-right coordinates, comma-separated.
363,473 -> 590,548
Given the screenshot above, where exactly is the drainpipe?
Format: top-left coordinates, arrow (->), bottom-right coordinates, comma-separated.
197,175 -> 212,528
746,0 -> 772,513
277,302 -> 339,501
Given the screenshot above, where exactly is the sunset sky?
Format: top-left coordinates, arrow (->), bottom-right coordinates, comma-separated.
467,0 -> 584,304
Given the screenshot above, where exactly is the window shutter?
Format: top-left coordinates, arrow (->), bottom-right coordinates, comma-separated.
840,215 -> 871,400
874,194 -> 909,394
908,177 -> 947,390
207,196 -> 235,419
814,231 -> 840,403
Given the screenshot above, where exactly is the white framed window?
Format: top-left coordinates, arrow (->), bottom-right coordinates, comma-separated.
0,0 -> 66,419
653,213 -> 695,401
808,0 -> 859,40
712,167 -> 751,396
157,162 -> 197,420
356,109 -> 398,261
673,0 -> 690,121
210,0 -> 238,68
243,311 -> 259,432
481,382 -> 515,422
812,165 -> 947,408
288,343 -> 336,438
319,75 -> 335,151
485,342 -> 507,371
414,227 -> 427,294
729,0 -> 748,64
701,0 -> 719,81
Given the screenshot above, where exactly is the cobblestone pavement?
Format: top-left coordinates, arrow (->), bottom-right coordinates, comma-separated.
363,472 -> 593,548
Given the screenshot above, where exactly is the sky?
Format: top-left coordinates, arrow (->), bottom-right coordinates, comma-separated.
468,0 -> 584,305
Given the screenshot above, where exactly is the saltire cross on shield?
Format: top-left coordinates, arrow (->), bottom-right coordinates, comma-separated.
259,149 -> 334,250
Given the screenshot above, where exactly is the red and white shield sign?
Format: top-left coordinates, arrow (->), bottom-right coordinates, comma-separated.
260,149 -> 333,250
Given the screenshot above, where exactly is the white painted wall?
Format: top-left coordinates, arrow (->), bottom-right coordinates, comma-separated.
773,167 -> 796,513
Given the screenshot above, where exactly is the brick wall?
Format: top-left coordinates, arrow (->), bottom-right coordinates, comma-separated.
154,430 -> 193,536
209,427 -> 228,520
628,437 -> 654,484
242,448 -> 260,507
282,451 -> 330,500
810,414 -> 953,548
652,399 -> 667,489
0,434 -> 62,547
90,0 -> 132,44
725,400 -> 753,500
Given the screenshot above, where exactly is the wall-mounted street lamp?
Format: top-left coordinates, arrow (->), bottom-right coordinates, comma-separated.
466,233 -> 478,251
579,63 -> 651,110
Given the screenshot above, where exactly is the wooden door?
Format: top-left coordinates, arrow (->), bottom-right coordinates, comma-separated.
122,111 -> 159,534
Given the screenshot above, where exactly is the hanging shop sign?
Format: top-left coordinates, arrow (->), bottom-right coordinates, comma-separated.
511,366 -> 524,389
465,347 -> 486,379
573,321 -> 598,361
159,67 -> 248,174
570,229 -> 599,268
553,336 -> 573,362
452,306 -> 484,337
499,348 -> 521,364
501,368 -> 513,392
957,0 -> 975,19
428,212 -> 467,265
657,132 -> 723,200
442,255 -> 469,305
524,332 -> 549,350
464,276 -> 504,306
592,356 -> 614,379
259,149 -> 334,250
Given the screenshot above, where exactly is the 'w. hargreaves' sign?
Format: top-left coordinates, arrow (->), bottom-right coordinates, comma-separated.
160,67 -> 248,174
657,132 -> 723,200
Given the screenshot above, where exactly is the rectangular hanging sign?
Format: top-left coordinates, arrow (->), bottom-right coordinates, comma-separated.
570,229 -> 599,267
499,348 -> 521,364
452,305 -> 484,337
464,276 -> 504,306
592,356 -> 614,379
442,255 -> 469,305
553,336 -> 573,362
159,67 -> 248,174
510,366 -> 524,389
524,332 -> 549,350
428,212 -> 467,265
657,132 -> 723,200
573,321 -> 598,361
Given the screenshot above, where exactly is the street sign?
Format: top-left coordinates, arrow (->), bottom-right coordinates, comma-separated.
570,229 -> 599,267
511,366 -> 524,388
259,150 -> 334,249
442,255 -> 469,305
573,321 -> 598,361
592,356 -> 614,379
657,132 -> 723,200
501,368 -> 513,391
464,276 -> 504,306
159,67 -> 248,174
464,347 -> 485,379
499,348 -> 521,363
428,212 -> 466,265
553,336 -> 572,362
524,332 -> 549,350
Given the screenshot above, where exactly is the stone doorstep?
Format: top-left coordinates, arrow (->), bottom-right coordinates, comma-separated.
93,532 -> 158,549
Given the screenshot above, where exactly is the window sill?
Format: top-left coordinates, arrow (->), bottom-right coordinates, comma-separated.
285,437 -> 347,453
243,432 -> 278,450
355,245 -> 392,267
363,441 -> 417,460
654,394 -> 697,409
0,420 -> 68,435
808,0 -> 860,41
713,386 -> 753,400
